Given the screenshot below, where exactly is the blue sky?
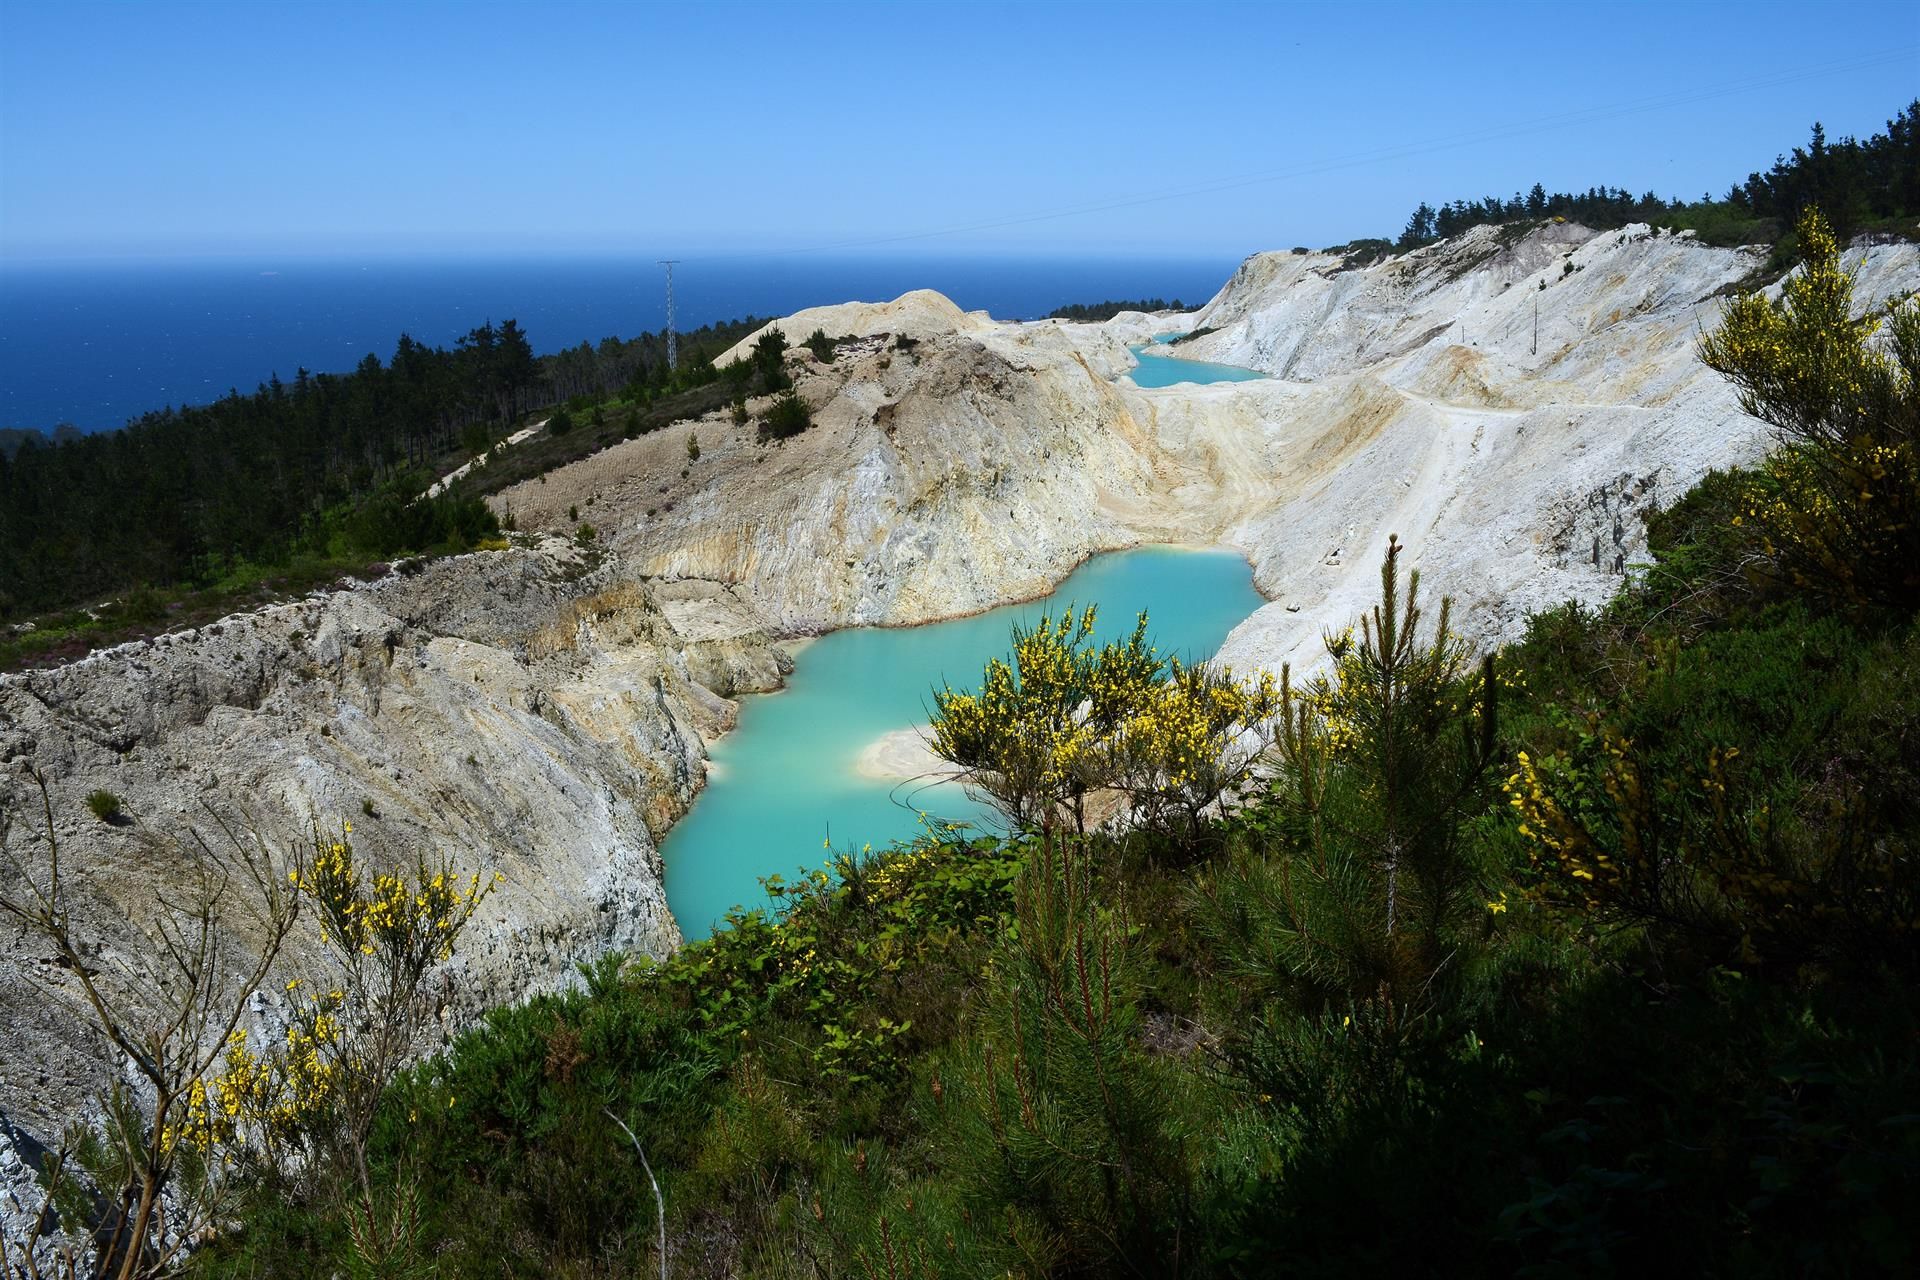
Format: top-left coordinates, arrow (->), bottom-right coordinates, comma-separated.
1,0 -> 1914,260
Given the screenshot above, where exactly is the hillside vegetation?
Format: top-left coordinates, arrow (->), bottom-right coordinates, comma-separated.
7,208 -> 1906,1278
0,317 -> 765,630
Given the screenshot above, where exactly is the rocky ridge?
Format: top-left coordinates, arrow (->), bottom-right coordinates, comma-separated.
498,223 -> 1920,678
0,538 -> 787,1143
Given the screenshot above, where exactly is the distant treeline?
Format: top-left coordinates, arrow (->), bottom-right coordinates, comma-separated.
0,316 -> 762,619
540,316 -> 765,405
1046,298 -> 1187,322
1396,99 -> 1919,249
0,425 -> 83,460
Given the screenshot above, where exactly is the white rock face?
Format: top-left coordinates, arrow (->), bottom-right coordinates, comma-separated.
0,539 -> 787,1147
502,224 -> 1919,680
1181,225 -> 1920,674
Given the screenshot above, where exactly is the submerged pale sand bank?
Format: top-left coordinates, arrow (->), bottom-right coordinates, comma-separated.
853,724 -> 960,781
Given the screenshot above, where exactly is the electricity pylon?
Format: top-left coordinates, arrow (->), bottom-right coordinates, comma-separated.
658,260 -> 681,370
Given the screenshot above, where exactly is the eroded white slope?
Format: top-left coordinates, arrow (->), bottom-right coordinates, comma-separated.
1181,225 -> 1920,672
501,223 -> 1919,679
0,544 -> 788,1140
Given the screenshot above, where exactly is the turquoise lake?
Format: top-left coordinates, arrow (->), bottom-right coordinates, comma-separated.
661,546 -> 1266,937
1127,342 -> 1267,389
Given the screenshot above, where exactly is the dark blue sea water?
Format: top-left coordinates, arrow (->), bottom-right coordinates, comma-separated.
0,255 -> 1236,433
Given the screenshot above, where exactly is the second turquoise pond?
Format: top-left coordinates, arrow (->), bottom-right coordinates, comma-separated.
661,546 -> 1266,936
1126,341 -> 1267,389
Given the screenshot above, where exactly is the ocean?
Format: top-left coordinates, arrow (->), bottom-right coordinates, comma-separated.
0,254 -> 1240,433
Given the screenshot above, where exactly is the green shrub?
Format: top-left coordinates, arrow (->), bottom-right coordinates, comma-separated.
751,329 -> 790,393
1329,238 -> 1394,270
1698,208 -> 1920,615
1251,536 -> 1502,1012
758,392 -> 812,441
1508,605 -> 1919,975
1612,465 -> 1774,632
111,585 -> 169,626
548,408 -> 575,437
926,838 -> 1192,1274
85,789 -> 123,823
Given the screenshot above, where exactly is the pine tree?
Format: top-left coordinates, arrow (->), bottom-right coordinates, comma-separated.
1214,537 -> 1500,1013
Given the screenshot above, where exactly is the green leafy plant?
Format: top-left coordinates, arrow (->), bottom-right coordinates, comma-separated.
85,788 -> 124,823
1698,207 -> 1920,613
758,391 -> 812,441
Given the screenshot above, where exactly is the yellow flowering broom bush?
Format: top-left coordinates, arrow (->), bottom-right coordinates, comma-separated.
930,605 -> 1161,834
1698,206 -> 1920,612
166,989 -> 346,1175
164,823 -> 493,1236
931,605 -> 1283,851
1108,657 -> 1280,846
1505,693 -> 1919,971
295,823 -> 495,1191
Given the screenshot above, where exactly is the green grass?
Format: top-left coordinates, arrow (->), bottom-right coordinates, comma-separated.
84,789 -> 123,823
